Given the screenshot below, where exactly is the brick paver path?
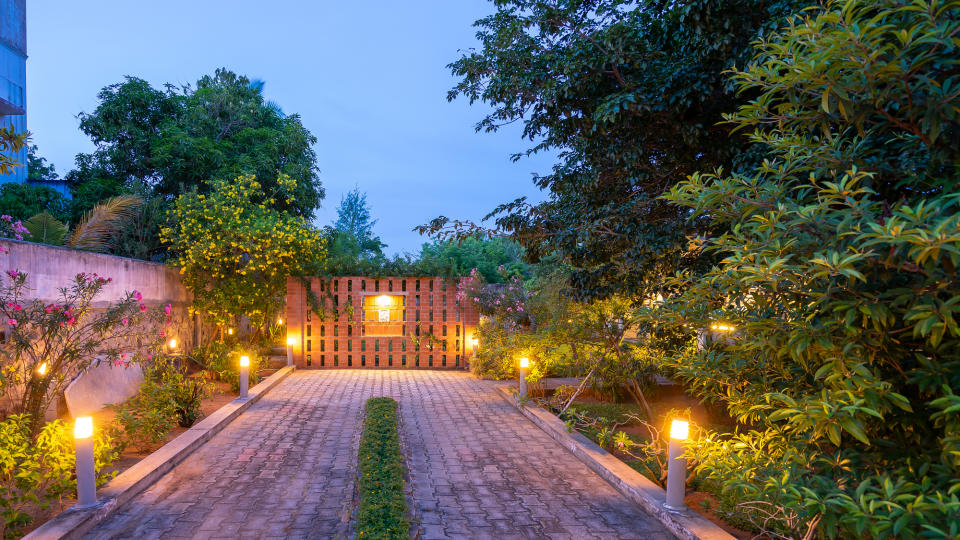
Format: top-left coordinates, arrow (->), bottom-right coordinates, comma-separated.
85,371 -> 672,539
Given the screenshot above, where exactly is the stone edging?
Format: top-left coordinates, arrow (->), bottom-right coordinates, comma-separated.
24,366 -> 297,540
495,385 -> 734,540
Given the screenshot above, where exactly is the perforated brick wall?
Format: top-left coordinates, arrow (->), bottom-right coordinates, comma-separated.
286,276 -> 481,369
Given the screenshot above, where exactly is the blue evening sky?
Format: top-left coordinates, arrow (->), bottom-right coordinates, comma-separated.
25,1 -> 553,255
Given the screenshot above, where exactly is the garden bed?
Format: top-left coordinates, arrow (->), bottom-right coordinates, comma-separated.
531,383 -> 754,539
19,380 -> 237,537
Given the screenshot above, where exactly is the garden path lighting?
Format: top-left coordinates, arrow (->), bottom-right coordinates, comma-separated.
471,337 -> 479,358
518,357 -> 530,400
74,416 -> 97,507
228,328 -> 234,336
710,323 -> 735,332
168,338 -> 177,350
37,362 -> 48,376
239,355 -> 250,398
277,317 -> 283,325
286,337 -> 295,367
664,418 -> 689,512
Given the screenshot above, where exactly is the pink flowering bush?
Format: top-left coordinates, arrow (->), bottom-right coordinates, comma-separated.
457,268 -> 530,325
0,270 -> 163,435
0,215 -> 29,242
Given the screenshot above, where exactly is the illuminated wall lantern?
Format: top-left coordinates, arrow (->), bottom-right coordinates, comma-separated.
74,416 -> 97,507
518,357 -> 531,401
664,418 -> 689,512
239,355 -> 250,398
286,337 -> 295,367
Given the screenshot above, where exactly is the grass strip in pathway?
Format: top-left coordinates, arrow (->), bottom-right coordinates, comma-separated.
356,397 -> 409,539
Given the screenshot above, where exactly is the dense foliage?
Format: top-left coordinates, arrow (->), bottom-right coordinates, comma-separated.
0,415 -> 117,539
162,174 -> 325,327
0,270 -> 163,436
356,397 -> 408,540
424,0 -> 803,300
0,183 -> 68,223
0,125 -> 25,179
651,1 -> 960,537
67,70 -> 323,220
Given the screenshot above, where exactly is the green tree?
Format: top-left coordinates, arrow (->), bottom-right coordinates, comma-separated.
0,183 -> 69,222
26,144 -> 58,182
422,0 -> 803,300
161,174 -> 326,328
413,237 -> 527,283
657,1 -> 960,537
67,69 -> 324,220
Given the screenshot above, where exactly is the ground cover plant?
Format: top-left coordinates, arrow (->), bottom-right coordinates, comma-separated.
356,397 -> 408,539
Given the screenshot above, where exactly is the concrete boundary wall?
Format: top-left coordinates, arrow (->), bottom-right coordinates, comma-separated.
0,239 -> 202,415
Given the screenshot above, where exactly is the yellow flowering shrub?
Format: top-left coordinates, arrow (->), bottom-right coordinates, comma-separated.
161,174 -> 325,326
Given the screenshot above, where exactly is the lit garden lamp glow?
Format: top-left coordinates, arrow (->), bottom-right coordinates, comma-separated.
277,317 -> 283,325
168,338 -> 177,354
239,355 -> 250,398
471,337 -> 479,358
74,416 -> 97,507
518,357 -> 531,400
286,337 -> 295,367
37,362 -> 48,376
710,323 -> 736,333
228,328 -> 234,336
664,418 -> 689,512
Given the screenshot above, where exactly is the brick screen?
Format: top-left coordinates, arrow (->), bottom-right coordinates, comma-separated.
285,276 -> 481,369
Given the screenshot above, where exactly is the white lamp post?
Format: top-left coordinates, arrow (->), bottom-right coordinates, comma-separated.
518,357 -> 530,400
664,418 -> 689,512
74,416 -> 97,507
286,337 -> 295,367
239,355 -> 250,398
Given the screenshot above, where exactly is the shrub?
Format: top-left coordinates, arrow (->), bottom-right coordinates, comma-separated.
356,397 -> 408,539
110,358 -> 213,451
659,0 -> 960,537
0,269 -> 163,436
0,415 -> 118,538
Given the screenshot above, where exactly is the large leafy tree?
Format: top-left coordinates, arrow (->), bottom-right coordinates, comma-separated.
67,69 -> 324,220
657,0 -> 960,537
423,0 -> 802,300
161,174 -> 325,327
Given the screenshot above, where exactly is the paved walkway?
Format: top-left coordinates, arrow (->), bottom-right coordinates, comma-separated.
84,371 -> 672,540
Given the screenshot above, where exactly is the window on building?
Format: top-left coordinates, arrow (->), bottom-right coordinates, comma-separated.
307,340 -> 312,351
307,325 -> 312,337
306,354 -> 312,367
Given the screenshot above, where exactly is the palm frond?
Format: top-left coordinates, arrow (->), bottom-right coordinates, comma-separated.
24,212 -> 68,246
68,195 -> 143,253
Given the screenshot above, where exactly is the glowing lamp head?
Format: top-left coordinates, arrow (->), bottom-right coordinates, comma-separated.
168,338 -> 177,349
471,337 -> 479,346
37,362 -> 48,376
228,328 -> 234,335
239,355 -> 250,367
286,337 -> 295,346
277,317 -> 283,325
375,295 -> 392,306
74,416 -> 93,439
670,419 -> 689,440
710,323 -> 736,333
519,357 -> 530,369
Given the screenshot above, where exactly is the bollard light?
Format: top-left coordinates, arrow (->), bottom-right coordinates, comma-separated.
277,317 -> 283,325
168,338 -> 177,350
286,337 -> 295,367
37,362 -> 48,376
239,355 -> 250,398
228,328 -> 234,336
74,416 -> 97,507
518,357 -> 531,401
664,418 -> 689,512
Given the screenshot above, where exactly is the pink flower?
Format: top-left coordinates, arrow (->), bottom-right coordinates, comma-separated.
7,319 -> 16,326
164,304 -> 171,316
122,318 -> 129,326
13,304 -> 21,311
139,303 -> 147,312
134,291 -> 142,301
7,270 -> 18,279
159,329 -> 165,337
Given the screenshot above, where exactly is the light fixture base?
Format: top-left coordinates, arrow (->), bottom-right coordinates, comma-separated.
662,502 -> 688,514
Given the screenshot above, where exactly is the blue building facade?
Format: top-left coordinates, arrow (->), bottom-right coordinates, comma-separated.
0,0 -> 27,184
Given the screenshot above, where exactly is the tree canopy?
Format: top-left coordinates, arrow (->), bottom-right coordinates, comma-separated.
424,0 -> 803,300
67,69 -> 324,220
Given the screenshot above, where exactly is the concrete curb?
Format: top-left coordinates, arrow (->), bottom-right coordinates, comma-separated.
25,366 -> 297,540
495,385 -> 734,540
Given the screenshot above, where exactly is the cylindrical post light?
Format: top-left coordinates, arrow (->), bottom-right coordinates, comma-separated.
286,337 -> 295,367
239,355 -> 250,398
664,418 -> 689,512
74,416 -> 97,507
518,357 -> 530,400
471,337 -> 479,358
